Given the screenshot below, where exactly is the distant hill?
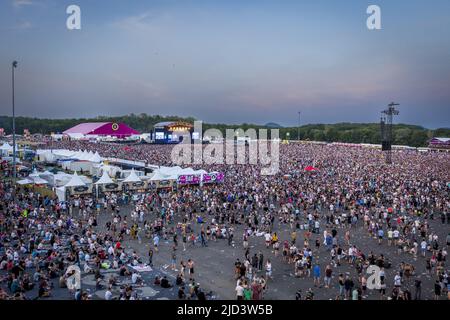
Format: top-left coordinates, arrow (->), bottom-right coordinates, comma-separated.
0,114 -> 449,147
264,122 -> 283,128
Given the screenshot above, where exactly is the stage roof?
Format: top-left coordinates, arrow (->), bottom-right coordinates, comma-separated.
63,122 -> 139,137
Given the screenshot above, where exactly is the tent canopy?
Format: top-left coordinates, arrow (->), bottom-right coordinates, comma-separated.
152,166 -> 208,180
123,169 -> 141,183
64,171 -> 87,187
31,177 -> 48,184
95,170 -> 114,185
17,178 -> 33,185
0,142 -> 13,151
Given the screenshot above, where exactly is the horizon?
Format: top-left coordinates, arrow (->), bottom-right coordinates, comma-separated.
0,113 -> 448,130
1,0 -> 450,128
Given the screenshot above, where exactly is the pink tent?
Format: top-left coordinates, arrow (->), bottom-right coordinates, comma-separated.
63,122 -> 139,138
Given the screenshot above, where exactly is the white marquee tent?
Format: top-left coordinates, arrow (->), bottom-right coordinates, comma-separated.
64,172 -> 87,187
95,170 -> 114,185
123,169 -> 141,183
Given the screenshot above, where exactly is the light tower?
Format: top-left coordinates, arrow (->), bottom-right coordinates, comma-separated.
12,61 -> 18,183
380,102 -> 400,164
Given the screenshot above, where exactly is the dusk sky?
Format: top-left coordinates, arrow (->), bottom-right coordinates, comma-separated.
1,0 -> 449,128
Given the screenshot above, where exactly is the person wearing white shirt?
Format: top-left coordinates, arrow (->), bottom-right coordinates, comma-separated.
421,240 -> 427,257
264,233 -> 271,248
235,282 -> 244,300
105,288 -> 113,300
394,273 -> 402,287
132,272 -> 142,285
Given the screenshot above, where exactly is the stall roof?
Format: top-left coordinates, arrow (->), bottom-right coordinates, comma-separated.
64,172 -> 87,187
95,170 -> 114,185
123,168 -> 142,183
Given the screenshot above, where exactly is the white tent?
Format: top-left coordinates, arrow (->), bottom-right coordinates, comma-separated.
17,178 -> 33,185
0,142 -> 15,156
74,150 -> 88,160
55,186 -> 66,202
150,170 -> 173,181
150,166 -> 208,181
30,177 -> 49,185
101,164 -> 121,177
67,133 -> 84,140
29,170 -> 40,178
53,172 -> 73,186
89,152 -> 103,163
95,170 -> 114,185
64,172 -> 87,187
123,169 -> 141,183
0,142 -> 13,151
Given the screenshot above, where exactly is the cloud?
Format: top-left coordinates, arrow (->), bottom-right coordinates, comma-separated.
2,20 -> 33,30
16,21 -> 32,29
113,12 -> 155,31
13,0 -> 34,8
112,10 -> 174,33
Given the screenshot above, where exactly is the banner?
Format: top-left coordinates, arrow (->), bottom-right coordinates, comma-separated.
177,172 -> 224,185
177,174 -> 201,185
202,172 -> 224,184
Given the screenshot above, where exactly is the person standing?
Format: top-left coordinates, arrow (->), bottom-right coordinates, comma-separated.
421,239 -> 427,257
148,248 -> 153,267
182,232 -> 187,251
344,275 -> 354,300
171,247 -> 177,271
153,234 -> 159,252
394,272 -> 402,289
258,252 -> 264,271
434,280 -> 442,300
228,229 -> 234,246
265,260 -> 272,280
313,263 -> 321,287
324,265 -> 332,288
414,277 -> 422,300
378,228 -> 384,245
338,274 -> 345,298
200,231 -> 207,247
187,259 -> 195,281
235,280 -> 244,300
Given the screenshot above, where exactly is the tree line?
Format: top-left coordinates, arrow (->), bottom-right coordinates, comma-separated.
0,114 -> 448,148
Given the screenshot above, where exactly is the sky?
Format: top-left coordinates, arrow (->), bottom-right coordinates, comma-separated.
0,0 -> 449,128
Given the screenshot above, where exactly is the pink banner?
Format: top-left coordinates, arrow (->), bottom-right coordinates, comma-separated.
177,172 -> 224,185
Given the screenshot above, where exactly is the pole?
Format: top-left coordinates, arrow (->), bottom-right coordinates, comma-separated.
297,111 -> 301,141
12,61 -> 17,183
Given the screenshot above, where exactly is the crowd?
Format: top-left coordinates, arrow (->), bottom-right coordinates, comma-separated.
0,140 -> 449,300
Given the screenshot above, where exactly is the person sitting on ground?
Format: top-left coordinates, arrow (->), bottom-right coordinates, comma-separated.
38,279 -> 51,298
178,286 -> 186,299
131,271 -> 143,285
176,273 -> 184,286
161,276 -> 172,288
119,265 -> 131,277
